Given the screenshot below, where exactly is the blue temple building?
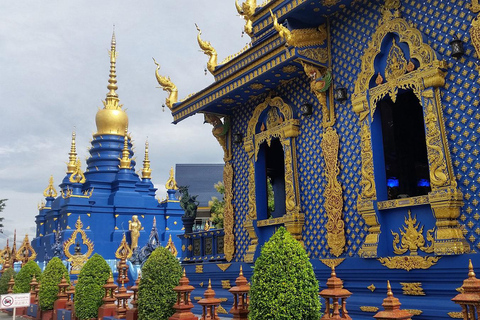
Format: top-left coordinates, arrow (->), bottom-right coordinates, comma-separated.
31,32 -> 184,273
153,0 -> 480,318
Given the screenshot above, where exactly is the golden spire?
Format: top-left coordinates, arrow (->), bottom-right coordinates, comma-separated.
67,131 -> 77,174
141,140 -> 152,179
95,29 -> 128,136
119,128 -> 132,169
43,175 -> 58,198
387,280 -> 393,297
165,167 -> 178,190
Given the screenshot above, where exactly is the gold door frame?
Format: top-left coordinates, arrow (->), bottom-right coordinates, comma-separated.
352,11 -> 468,257
243,96 -> 303,262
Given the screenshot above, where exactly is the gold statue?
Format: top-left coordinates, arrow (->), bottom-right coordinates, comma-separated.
195,24 -> 217,74
153,58 -> 178,110
129,215 -> 142,249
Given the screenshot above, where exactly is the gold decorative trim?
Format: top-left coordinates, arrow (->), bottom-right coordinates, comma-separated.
400,282 -> 425,296
391,210 -> 434,255
216,263 -> 231,272
217,305 -> 228,314
223,163 -> 235,261
43,175 -> 58,198
63,217 -> 94,274
115,234 -> 133,260
16,234 -> 36,263
69,159 -> 86,184
320,258 -> 345,269
221,280 -> 231,289
257,216 -> 287,227
378,255 -> 440,271
360,306 -> 379,312
297,47 -> 328,64
448,312 -> 463,319
195,265 -> 203,273
377,195 -> 429,210
165,234 -> 178,257
367,284 -> 376,292
404,309 -> 423,316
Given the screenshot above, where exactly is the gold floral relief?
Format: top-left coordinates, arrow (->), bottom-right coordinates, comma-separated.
321,127 -> 345,257
378,255 -> 440,271
223,163 -> 235,261
400,282 -> 425,296
391,210 -> 434,255
63,217 -> 94,274
359,122 -> 376,200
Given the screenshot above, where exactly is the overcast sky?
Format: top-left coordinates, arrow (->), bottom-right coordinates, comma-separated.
0,1 -> 246,248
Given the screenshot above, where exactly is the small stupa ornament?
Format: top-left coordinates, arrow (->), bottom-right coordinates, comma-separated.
66,131 -> 77,174
141,140 -> 152,179
118,128 -> 132,169
43,175 -> 58,198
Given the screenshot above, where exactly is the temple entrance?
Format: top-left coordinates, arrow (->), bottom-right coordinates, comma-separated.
377,90 -> 431,200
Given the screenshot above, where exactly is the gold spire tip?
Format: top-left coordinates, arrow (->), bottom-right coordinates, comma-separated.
469,259 -> 476,278
331,265 -> 336,276
239,265 -> 243,276
208,279 -> 212,289
387,280 -> 393,297
183,268 -> 186,277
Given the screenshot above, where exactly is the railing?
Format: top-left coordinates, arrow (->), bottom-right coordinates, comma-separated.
179,229 -> 225,263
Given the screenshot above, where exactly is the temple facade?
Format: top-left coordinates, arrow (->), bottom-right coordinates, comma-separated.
155,0 -> 480,318
31,32 -> 184,276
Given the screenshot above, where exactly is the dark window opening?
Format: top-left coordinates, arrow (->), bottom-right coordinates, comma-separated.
378,91 -> 431,200
265,139 -> 285,218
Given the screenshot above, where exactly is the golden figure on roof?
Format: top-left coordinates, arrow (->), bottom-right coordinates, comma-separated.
235,0 -> 257,36
43,175 -> 58,198
153,58 -> 178,110
196,24 -> 217,74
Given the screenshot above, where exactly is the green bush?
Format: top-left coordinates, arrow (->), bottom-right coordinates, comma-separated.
0,268 -> 16,294
13,260 -> 41,293
138,246 -> 182,320
249,227 -> 321,320
38,257 -> 69,311
74,254 -> 111,320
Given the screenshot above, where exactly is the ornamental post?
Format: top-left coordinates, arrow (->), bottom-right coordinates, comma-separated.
126,274 -> 141,320
373,281 -> 412,320
98,272 -> 118,319
229,266 -> 250,319
29,274 -> 39,304
7,274 -> 14,293
198,279 -> 221,320
319,266 -> 352,319
452,260 -> 480,319
169,269 -> 198,320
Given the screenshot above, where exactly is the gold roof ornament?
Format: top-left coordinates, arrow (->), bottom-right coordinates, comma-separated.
69,159 -> 86,184
141,140 -> 152,179
195,24 -> 217,74
165,234 -> 178,257
16,234 -> 37,264
270,10 -> 292,44
43,175 -> 58,198
119,128 -> 132,169
165,167 -> 178,190
67,131 -> 77,174
153,58 -> 178,110
115,233 -> 133,260
235,0 -> 256,36
63,216 -> 94,274
95,29 -> 129,136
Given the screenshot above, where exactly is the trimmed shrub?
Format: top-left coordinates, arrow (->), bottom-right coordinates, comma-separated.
13,260 -> 41,293
249,227 -> 321,320
38,257 -> 69,311
74,253 -> 111,320
0,268 -> 16,294
138,246 -> 182,320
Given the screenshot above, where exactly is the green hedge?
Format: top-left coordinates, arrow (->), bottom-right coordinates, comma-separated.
138,246 -> 182,320
0,268 -> 16,294
13,260 -> 41,293
74,254 -> 111,320
249,227 -> 321,320
38,257 -> 69,311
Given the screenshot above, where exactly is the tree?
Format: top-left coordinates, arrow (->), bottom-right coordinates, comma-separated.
38,257 -> 69,311
13,260 -> 41,293
209,182 -> 225,228
0,268 -> 16,294
137,246 -> 182,320
249,227 -> 321,320
74,253 -> 111,320
0,199 -> 7,232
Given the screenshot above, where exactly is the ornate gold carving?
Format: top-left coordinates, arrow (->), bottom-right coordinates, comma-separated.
16,234 -> 36,263
358,200 -> 380,258
235,0 -> 256,36
301,62 -> 333,127
247,161 -> 257,220
320,258 -> 345,269
367,284 -> 376,292
297,48 -> 328,63
153,58 -> 178,110
377,195 -> 429,210
244,219 -> 258,263
385,39 -> 407,82
359,122 -> 376,200
204,114 -> 231,161
456,287 -> 464,293
400,282 -> 425,296
384,0 -> 401,10
404,309 -> 423,316
128,215 -> 141,250
221,280 -> 231,289
195,265 -> 203,273
322,0 -> 341,6
63,217 -> 94,274
378,255 -> 440,271
43,175 -> 58,198
470,0 -> 480,12
196,24 -> 217,74
216,263 -> 231,272
165,167 -> 178,190
223,163 -> 235,262
470,2 -> 480,67
217,305 -> 228,314
360,306 -> 379,312
115,234 -> 133,260
391,210 -> 434,255
69,159 -> 86,184
165,234 -> 178,257
249,83 -> 264,90
321,127 -> 345,256
448,312 -> 463,318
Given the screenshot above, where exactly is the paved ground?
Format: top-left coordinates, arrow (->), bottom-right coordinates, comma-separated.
0,311 -> 231,319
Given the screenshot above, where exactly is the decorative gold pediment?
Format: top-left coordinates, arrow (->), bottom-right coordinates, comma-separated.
16,234 -> 36,263
63,217 -> 94,274
115,234 -> 133,260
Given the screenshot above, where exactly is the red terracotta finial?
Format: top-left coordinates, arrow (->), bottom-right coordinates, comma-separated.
387,280 -> 393,297
469,259 -> 476,278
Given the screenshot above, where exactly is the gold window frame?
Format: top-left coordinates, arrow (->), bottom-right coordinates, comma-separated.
352,12 -> 468,258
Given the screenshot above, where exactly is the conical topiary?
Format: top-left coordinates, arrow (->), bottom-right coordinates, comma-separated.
74,253 -> 111,320
13,260 -> 41,293
38,257 -> 69,311
249,227 -> 321,320
0,268 -> 16,294
137,246 -> 182,320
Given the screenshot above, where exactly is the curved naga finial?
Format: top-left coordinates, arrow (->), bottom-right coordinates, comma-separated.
153,58 -> 178,110
236,0 -> 257,36
195,24 -> 217,74
270,9 -> 291,45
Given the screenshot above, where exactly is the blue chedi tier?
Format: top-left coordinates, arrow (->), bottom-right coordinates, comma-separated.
32,32 -> 184,267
